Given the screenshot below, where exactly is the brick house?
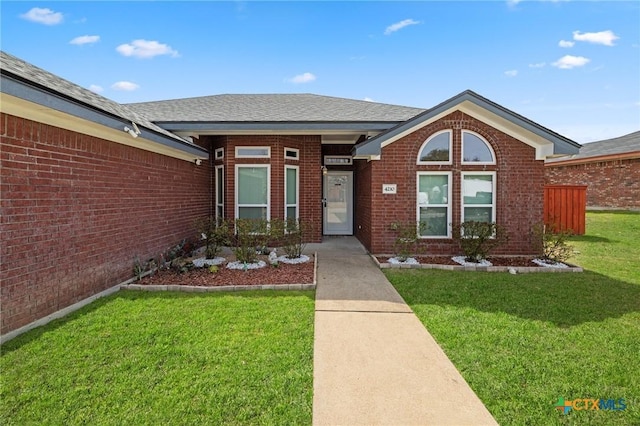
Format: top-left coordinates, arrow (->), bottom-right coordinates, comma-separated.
1,51 -> 579,335
545,131 -> 640,210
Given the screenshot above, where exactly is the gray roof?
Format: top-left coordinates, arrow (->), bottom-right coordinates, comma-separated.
546,130 -> 640,163
354,90 -> 581,157
126,94 -> 425,123
0,50 -> 205,155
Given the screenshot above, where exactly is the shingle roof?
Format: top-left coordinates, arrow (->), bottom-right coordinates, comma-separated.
546,130 -> 640,163
126,94 -> 425,123
0,50 -> 189,144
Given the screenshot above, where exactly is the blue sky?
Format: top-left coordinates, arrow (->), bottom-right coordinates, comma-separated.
2,1 -> 639,143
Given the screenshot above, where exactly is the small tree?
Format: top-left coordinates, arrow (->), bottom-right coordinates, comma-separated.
194,216 -> 231,259
532,222 -> 575,263
282,218 -> 312,259
231,218 -> 262,264
452,221 -> 508,262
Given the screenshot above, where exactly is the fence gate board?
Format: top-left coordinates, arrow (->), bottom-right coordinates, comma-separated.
543,185 -> 587,235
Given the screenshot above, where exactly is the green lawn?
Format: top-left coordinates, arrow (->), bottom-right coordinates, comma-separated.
1,291 -> 315,425
387,211 -> 640,425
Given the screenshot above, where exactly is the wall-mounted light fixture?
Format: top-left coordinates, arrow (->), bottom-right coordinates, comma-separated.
321,165 -> 328,176
194,159 -> 202,166
123,122 -> 141,138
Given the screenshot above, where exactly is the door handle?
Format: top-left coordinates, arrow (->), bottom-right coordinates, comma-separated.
322,198 -> 327,208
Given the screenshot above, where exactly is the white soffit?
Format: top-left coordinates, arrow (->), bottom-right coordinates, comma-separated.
1,93 -> 207,162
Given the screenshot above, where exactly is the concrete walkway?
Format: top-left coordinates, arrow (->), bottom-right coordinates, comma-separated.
306,237 -> 498,426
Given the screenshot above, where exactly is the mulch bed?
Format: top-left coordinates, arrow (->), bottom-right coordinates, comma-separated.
138,258 -> 315,287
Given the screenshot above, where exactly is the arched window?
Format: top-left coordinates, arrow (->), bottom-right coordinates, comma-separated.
417,131 -> 451,164
462,131 -> 495,164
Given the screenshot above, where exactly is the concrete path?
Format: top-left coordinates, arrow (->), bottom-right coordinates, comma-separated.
306,237 -> 498,426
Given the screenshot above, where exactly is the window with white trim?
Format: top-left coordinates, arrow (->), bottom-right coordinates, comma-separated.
285,165 -> 299,222
462,131 -> 495,164
284,148 -> 299,160
235,165 -> 270,220
417,131 -> 452,164
235,146 -> 271,158
215,147 -> 224,160
215,165 -> 224,219
462,172 -> 495,223
417,172 -> 451,237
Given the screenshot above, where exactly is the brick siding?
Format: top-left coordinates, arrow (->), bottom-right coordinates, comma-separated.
358,111 -> 544,255
545,158 -> 640,209
1,113 -> 211,334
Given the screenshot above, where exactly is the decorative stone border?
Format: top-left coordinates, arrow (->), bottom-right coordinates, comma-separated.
370,254 -> 583,273
121,252 -> 318,292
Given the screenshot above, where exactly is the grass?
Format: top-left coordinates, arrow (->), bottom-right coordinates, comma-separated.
1,291 -> 315,425
387,211 -> 640,425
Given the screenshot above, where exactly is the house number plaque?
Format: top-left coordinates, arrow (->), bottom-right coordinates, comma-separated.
382,184 -> 397,194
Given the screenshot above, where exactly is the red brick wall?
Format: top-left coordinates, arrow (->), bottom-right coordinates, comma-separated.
208,135 -> 323,242
354,159 -> 372,249
361,111 -> 544,255
1,114 -> 211,334
545,158 -> 640,209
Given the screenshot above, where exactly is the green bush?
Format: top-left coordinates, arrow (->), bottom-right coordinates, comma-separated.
452,221 -> 508,262
194,216 -> 231,259
532,222 -> 575,263
389,221 -> 423,261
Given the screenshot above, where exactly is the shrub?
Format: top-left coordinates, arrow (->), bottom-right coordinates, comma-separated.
194,216 -> 231,259
452,221 -> 508,262
389,221 -> 422,261
231,219 -> 263,264
532,222 -> 575,263
281,218 -> 312,259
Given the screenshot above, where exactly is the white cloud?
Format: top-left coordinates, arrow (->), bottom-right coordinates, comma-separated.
88,84 -> 104,93
558,40 -> 574,48
363,97 -> 375,102
289,72 -> 316,84
505,70 -> 518,77
529,62 -> 546,68
552,55 -> 590,69
70,35 -> 100,45
20,7 -> 63,25
116,39 -> 179,59
384,19 -> 420,35
573,30 -> 619,46
111,81 -> 140,91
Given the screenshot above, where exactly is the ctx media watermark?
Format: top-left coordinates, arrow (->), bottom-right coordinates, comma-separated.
555,397 -> 627,414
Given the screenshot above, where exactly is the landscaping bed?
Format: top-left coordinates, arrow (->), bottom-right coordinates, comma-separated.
373,255 -> 582,272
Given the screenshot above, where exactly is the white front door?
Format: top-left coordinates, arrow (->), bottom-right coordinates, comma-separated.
323,171 -> 353,235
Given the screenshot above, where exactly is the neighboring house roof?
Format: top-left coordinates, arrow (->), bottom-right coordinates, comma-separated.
353,90 -> 581,161
545,130 -> 640,166
127,94 -> 425,139
0,51 -> 208,161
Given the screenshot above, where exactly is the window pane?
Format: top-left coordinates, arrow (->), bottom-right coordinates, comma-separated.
418,175 -> 449,205
463,175 -> 493,204
216,168 -> 224,204
419,207 -> 448,236
286,206 -> 297,220
419,132 -> 450,162
238,207 -> 267,220
238,167 -> 267,204
216,205 -> 224,218
463,133 -> 494,162
286,168 -> 297,205
464,207 -> 492,223
237,147 -> 269,157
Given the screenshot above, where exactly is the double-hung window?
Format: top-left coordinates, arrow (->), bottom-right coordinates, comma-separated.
462,172 -> 495,223
235,165 -> 270,220
285,165 -> 298,222
417,172 -> 451,237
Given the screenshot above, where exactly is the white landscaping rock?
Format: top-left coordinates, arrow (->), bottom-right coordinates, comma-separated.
452,256 -> 493,267
388,257 -> 419,265
277,254 -> 310,264
192,257 -> 226,268
532,258 -> 569,268
226,260 -> 266,270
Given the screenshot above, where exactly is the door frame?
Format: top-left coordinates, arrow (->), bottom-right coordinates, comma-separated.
323,170 -> 354,235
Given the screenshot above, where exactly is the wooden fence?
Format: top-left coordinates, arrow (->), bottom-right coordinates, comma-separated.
543,185 -> 587,235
